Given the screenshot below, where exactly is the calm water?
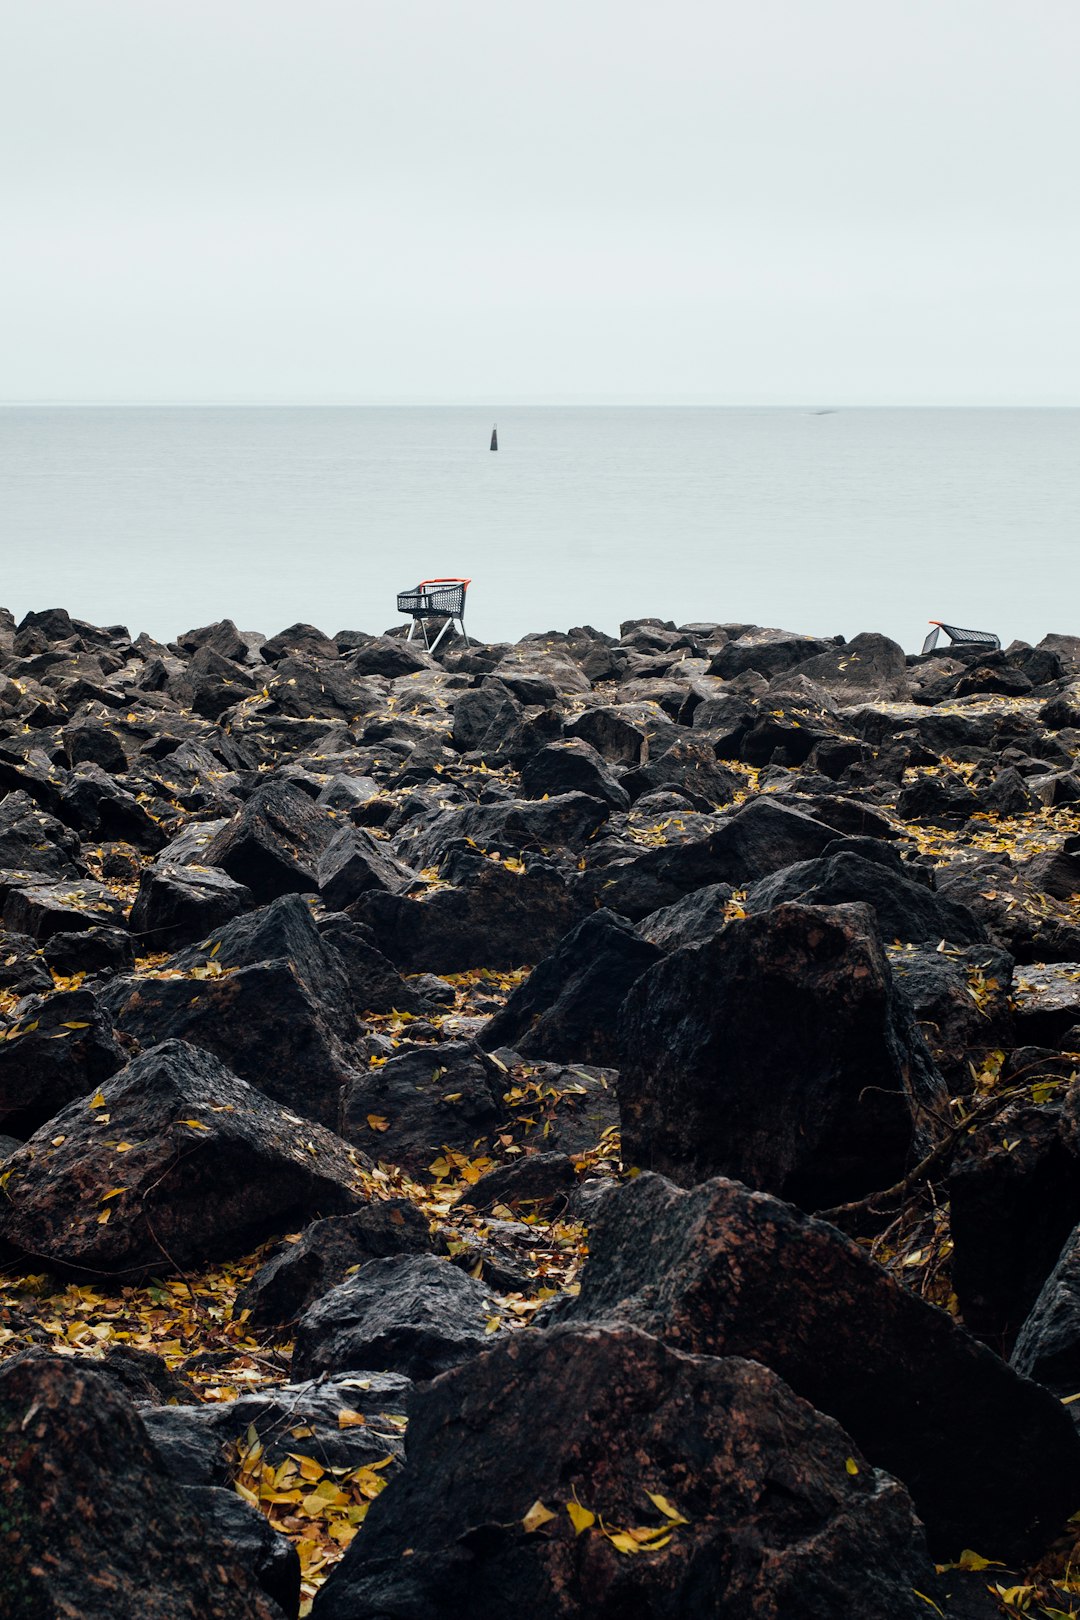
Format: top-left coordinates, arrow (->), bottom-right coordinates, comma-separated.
0,407 -> 1076,652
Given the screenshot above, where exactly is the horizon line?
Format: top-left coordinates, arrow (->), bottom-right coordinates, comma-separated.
3,397 -> 1080,410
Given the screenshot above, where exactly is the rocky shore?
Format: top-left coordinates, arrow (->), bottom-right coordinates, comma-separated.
3,606 -> 1080,1616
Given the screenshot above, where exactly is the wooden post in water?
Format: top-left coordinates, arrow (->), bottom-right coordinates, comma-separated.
490,424 -> 498,451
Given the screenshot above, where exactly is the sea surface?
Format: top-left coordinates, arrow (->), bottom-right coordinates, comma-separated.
1,407 -> 1077,653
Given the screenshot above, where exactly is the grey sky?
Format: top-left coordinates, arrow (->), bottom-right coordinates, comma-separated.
3,0 -> 1078,403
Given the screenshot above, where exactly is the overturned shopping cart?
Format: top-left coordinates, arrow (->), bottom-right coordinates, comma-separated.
921,620 -> 1001,655
397,578 -> 471,651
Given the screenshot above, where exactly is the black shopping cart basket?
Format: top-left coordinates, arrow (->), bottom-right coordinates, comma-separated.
921,620 -> 1001,655
397,577 -> 471,652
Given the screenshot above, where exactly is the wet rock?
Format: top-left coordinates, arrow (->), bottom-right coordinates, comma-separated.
458,1151 -> 579,1213
317,825 -> 416,909
340,1040 -> 505,1172
887,943 -> 1014,1087
356,848 -> 585,973
261,623 -> 340,664
1012,964 -> 1080,1047
42,922 -> 136,977
236,1201 -> 434,1329
620,902 -> 944,1208
519,739 -> 630,812
315,912 -> 423,1013
948,1091 -> 1080,1347
0,987 -> 125,1135
552,1172 -> 1080,1561
203,779 -> 336,901
141,1372 -> 411,1485
396,792 -> 610,871
634,882 -> 734,948
0,1354 -> 283,1620
0,787 -> 82,878
710,628 -> 837,680
346,635 -> 433,678
792,631 -> 912,703
291,1253 -> 496,1381
310,1323 -> 935,1620
621,736 -> 742,809
482,910 -> 662,1065
183,1487 -> 301,1620
563,705 -> 647,765
59,764 -> 167,851
130,862 -> 256,949
1010,1224 -> 1080,1395
744,849 -> 988,946
2,876 -> 127,939
1021,849 -> 1080,901
0,1039 -> 371,1279
938,858 -> 1080,963
586,798 -> 832,918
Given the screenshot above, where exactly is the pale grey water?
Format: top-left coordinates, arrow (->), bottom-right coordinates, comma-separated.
0,407 -> 1076,652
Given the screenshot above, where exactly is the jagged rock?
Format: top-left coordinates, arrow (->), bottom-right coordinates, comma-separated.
340,1040 -> 505,1171
887,943 -> 1014,1087
458,1151 -> 579,1212
1010,1224 -> 1080,1395
355,848 -> 585,973
0,788 -> 82,878
315,912 -> 423,1014
346,635 -> 433,678
551,1172 -> 1080,1561
519,739 -> 630,812
635,882 -> 734,948
396,792 -> 610,871
130,863 -> 255,949
183,1487 -> 301,1619
317,825 -> 416,909
261,623 -> 340,663
744,848 -> 988,946
450,681 -> 524,755
482,910 -> 662,1065
0,1040 -> 371,1279
0,1355 -> 283,1620
1021,850 -> 1080,901
310,1323 -> 935,1620
619,902 -> 944,1208
1012,964 -> 1080,1046
791,632 -> 912,703
2,877 -> 127,939
948,1089 -> 1080,1347
291,1253 -> 496,1381
563,705 -> 647,765
579,796 -> 838,920
175,618 -> 251,663
236,1201 -> 434,1328
203,779 -> 335,900
0,987 -> 125,1136
709,628 -> 837,679
42,922 -> 136,977
896,771 -> 982,823
59,765 -> 167,852
937,858 -> 1080,963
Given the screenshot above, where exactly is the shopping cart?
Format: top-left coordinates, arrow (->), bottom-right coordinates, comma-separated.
921,620 -> 1001,654
397,578 -> 471,651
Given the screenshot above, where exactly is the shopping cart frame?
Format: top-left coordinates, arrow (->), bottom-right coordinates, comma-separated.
396,578 -> 472,651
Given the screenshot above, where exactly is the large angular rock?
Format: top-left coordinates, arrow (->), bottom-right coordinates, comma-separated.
0,987 -> 125,1136
621,737 -> 742,809
709,628 -> 837,679
482,910 -> 662,1065
888,942 -> 1014,1088
340,1040 -> 505,1171
552,1173 -> 1080,1561
792,631 -> 912,703
317,825 -> 416,910
620,902 -> 945,1208
2,877 -> 127,939
356,848 -> 586,973
0,1355 -> 283,1620
0,1040 -> 371,1279
396,793 -> 610,871
291,1254 -> 495,1381
203,779 -> 335,900
0,787 -> 82,878
581,796 -> 838,920
519,739 -> 630,812
236,1201 -> 434,1329
310,1324 -> 935,1620
745,848 -> 988,946
129,862 -> 255,949
1011,1223 -> 1080,1395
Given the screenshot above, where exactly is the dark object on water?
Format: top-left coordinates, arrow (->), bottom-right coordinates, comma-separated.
490,424 -> 498,451
922,620 -> 1001,654
397,578 -> 471,651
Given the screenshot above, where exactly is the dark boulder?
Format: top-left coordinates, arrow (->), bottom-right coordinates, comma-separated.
355,848 -> 586,974
450,680 -> 524,755
948,1089 -> 1080,1347
1021,849 -> 1080,901
0,788 -> 82,878
129,862 -> 255,949
0,1039 -> 371,1279
183,1486 -> 301,1620
482,910 -> 662,1065
59,765 -> 167,852
621,737 -> 742,809
42,922 -> 136,977
346,635 -> 433,677
620,902 -> 944,1209
1011,1223 -> 1080,1394
0,987 -> 125,1136
937,858 -> 1080,963
0,1355 -> 283,1620
552,1172 -> 1080,1561
310,1323 -> 935,1620
236,1200 -> 434,1329
791,632 -> 911,703
581,796 -> 838,920
519,739 -> 630,812
896,770 -> 982,824
458,1150 -> 579,1213
2,876 -> 127,939
887,943 -> 1014,1087
563,705 -> 647,765
291,1253 -> 495,1381
317,825 -> 416,910
745,849 -> 988,946
261,622 -> 340,663
340,1040 -> 505,1171
709,628 -> 836,679
203,779 -> 335,900
396,792 -> 610,871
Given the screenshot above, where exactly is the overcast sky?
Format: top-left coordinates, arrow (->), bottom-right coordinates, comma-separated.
3,0 -> 1078,404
